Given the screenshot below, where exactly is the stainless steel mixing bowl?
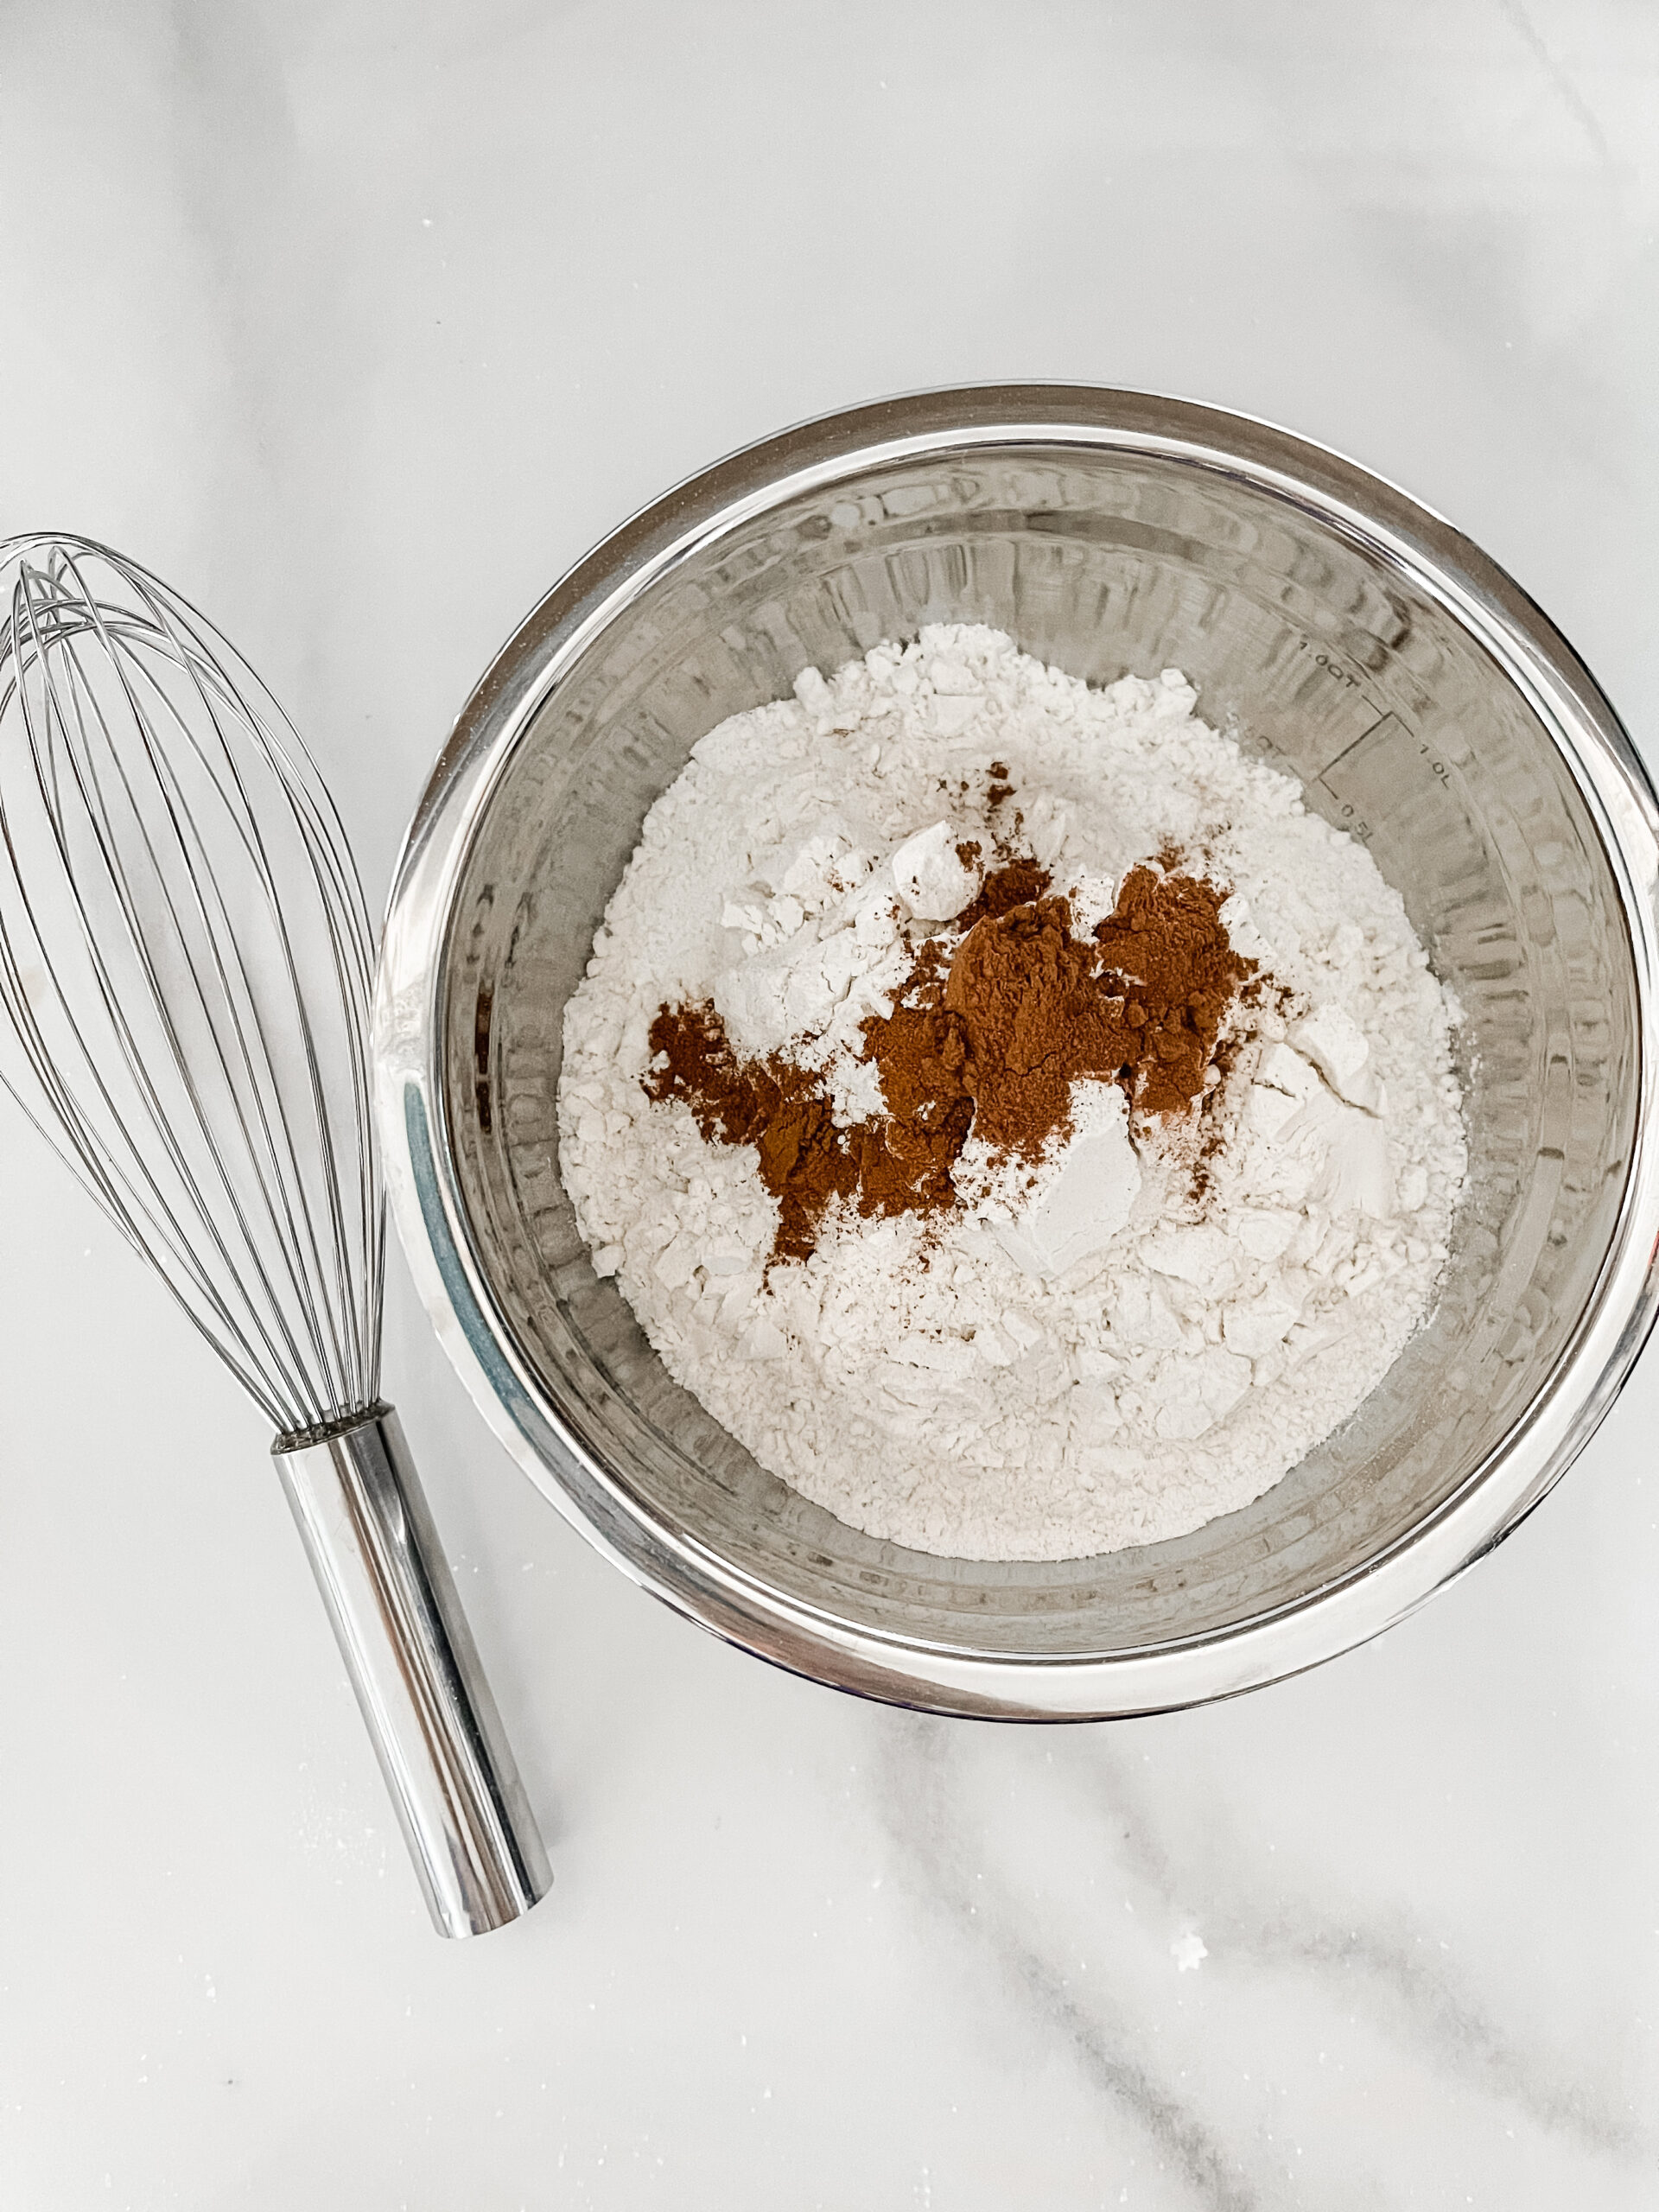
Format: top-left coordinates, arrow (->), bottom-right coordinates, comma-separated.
374,385 -> 1659,1718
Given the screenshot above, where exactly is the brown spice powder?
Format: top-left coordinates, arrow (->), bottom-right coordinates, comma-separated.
952,855 -> 1052,933
642,1001 -> 858,1264
1090,865 -> 1256,1116
644,858 -> 1255,1266
944,895 -> 1131,1154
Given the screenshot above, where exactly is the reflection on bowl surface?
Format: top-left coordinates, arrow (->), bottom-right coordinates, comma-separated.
375,387 -> 1659,1716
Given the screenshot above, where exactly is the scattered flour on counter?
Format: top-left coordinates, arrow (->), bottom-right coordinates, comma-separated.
557,626 -> 1467,1560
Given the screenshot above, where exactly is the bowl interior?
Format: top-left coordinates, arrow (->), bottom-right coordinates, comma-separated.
436,438 -> 1634,1660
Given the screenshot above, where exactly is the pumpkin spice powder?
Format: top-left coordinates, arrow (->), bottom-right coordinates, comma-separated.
645,858 -> 1255,1266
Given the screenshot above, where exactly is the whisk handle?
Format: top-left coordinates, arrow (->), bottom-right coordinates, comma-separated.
272,1404 -> 551,1936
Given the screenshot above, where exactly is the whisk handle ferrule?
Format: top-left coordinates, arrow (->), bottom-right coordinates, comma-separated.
272,1404 -> 550,1936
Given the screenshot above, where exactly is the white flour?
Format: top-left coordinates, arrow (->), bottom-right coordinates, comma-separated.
557,626 -> 1466,1560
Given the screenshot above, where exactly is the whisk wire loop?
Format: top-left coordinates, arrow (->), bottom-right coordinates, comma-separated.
26,585 -> 329,1422
0,615 -> 296,1421
0,537 -> 383,1435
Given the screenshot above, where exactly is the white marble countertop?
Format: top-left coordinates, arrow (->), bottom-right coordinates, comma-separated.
3,4 -> 1657,2205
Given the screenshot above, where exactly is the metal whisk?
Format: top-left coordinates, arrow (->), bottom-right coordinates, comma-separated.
0,535 -> 549,1936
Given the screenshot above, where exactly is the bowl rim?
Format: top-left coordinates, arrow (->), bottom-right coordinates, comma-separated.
372,382 -> 1659,1718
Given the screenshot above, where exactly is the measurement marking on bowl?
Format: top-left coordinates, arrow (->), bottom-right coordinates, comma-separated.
1314,713 -> 1456,845
1290,635 -> 1366,691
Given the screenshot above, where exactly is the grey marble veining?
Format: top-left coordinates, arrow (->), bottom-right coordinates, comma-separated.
0,3 -> 1656,2207
870,1714 -> 1649,2204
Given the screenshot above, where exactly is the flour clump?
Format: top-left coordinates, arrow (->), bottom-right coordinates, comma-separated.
557,626 -> 1466,1560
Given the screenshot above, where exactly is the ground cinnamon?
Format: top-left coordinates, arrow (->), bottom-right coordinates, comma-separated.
642,1002 -> 858,1263
952,855 -> 1052,933
644,857 -> 1255,1266
1091,865 -> 1255,1116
